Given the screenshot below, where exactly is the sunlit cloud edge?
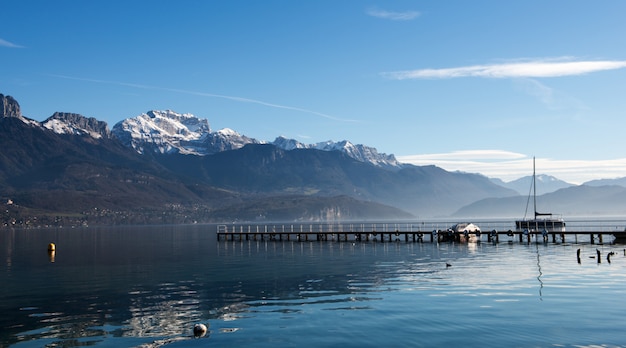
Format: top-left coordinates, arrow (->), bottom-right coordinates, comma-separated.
382,58 -> 626,80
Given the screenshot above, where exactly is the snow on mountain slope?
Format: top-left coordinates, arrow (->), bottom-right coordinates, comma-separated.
202,128 -> 264,153
112,110 -> 209,154
110,111 -> 401,168
111,110 -> 261,155
272,136 -> 402,169
272,136 -> 308,150
42,112 -> 111,139
492,174 -> 574,195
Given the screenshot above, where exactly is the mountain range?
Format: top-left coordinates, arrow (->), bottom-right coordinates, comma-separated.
1,93 -> 625,227
490,175 -> 574,196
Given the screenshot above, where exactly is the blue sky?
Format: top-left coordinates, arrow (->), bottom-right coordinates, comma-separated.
2,1 -> 626,184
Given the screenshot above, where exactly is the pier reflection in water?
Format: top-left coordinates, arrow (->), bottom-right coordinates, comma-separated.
2,223 -> 626,347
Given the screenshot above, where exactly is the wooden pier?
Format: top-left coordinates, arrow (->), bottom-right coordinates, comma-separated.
216,221 -> 626,244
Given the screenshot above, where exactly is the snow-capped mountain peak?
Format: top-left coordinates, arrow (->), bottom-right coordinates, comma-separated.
494,174 -> 574,195
272,136 -> 402,169
111,110 -> 262,155
217,128 -> 238,136
204,128 -> 264,153
32,104 -> 402,168
111,110 -> 212,154
273,136 -> 307,150
42,112 -> 111,139
314,139 -> 400,168
142,110 -> 210,141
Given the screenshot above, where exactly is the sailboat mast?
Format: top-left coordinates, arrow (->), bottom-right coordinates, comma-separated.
533,156 -> 537,218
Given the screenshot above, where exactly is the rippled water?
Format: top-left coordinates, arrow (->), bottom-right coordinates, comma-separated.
2,225 -> 626,347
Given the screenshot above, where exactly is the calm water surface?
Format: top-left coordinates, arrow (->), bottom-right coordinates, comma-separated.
2,225 -> 626,347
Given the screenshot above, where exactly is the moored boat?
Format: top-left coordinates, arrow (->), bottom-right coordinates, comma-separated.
515,157 -> 566,233
448,222 -> 481,243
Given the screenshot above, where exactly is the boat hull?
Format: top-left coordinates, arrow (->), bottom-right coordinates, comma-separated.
515,219 -> 566,232
459,233 -> 480,243
442,223 -> 481,243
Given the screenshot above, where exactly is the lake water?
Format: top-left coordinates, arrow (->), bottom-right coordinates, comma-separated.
2,224 -> 626,347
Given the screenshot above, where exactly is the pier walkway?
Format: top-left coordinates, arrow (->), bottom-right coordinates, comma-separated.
216,220 -> 626,244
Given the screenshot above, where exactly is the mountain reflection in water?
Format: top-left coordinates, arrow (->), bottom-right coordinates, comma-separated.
2,224 -> 626,347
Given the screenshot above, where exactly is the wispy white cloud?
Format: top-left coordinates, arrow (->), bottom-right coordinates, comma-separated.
382,58 -> 626,80
512,78 -> 589,112
49,74 -> 359,123
404,150 -> 527,161
0,38 -> 23,48
366,7 -> 420,21
514,79 -> 555,105
397,150 -> 626,184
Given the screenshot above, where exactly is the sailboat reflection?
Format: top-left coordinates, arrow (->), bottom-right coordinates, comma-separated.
535,244 -> 543,301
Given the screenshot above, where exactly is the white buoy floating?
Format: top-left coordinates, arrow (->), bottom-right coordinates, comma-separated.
193,323 -> 208,338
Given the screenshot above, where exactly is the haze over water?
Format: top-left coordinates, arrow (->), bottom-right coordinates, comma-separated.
2,224 -> 626,347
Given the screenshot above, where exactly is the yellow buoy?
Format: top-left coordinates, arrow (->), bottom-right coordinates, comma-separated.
47,243 -> 56,251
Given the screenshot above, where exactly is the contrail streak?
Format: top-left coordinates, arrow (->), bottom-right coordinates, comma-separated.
49,74 -> 359,123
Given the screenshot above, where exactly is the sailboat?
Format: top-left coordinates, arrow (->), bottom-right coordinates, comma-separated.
515,157 -> 566,232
